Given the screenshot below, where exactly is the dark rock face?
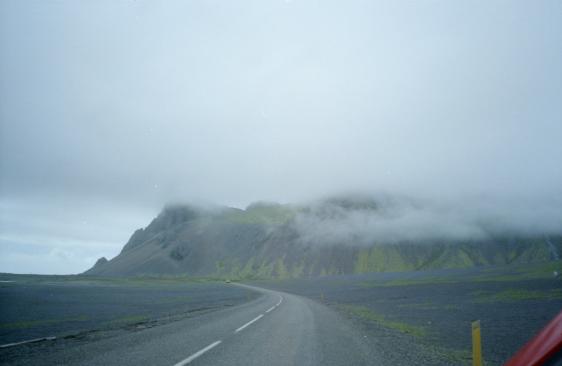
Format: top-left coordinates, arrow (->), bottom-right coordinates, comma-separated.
88,257 -> 108,271
120,205 -> 200,254
83,199 -> 562,278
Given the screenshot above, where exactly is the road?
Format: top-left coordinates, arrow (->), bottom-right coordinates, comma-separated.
3,284 -> 381,366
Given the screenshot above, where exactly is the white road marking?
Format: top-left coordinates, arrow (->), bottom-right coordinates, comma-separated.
173,292 -> 284,365
235,314 -> 264,333
0,336 -> 56,349
173,340 -> 222,366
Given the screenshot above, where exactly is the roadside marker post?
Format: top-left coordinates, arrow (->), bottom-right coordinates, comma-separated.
472,320 -> 483,366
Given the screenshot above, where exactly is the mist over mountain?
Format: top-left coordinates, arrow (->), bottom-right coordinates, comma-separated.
85,194 -> 562,278
1,1 -> 561,275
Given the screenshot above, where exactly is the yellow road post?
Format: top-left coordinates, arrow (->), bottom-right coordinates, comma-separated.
472,320 -> 483,366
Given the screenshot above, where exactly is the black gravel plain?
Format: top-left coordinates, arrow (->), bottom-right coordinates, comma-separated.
254,261 -> 562,366
0,275 -> 257,346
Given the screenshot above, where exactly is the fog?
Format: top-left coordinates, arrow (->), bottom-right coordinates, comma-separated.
293,193 -> 562,246
1,0 -> 561,273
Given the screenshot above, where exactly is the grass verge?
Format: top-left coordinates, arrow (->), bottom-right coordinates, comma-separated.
336,304 -> 426,338
473,288 -> 562,303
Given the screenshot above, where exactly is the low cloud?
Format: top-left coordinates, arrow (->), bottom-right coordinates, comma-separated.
293,194 -> 562,246
1,1 -> 561,273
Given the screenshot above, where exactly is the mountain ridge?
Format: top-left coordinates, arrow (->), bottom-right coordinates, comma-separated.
85,197 -> 562,278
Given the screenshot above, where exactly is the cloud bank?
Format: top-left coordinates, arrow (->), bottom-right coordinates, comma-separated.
293,194 -> 562,246
1,0 -> 561,273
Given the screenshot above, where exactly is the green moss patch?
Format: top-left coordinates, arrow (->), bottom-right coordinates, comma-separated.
473,288 -> 562,303
337,304 -> 426,338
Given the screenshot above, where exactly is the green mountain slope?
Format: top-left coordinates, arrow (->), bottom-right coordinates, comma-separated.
85,198 -> 562,278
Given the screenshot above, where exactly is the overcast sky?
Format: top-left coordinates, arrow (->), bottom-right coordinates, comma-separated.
1,0 -> 561,274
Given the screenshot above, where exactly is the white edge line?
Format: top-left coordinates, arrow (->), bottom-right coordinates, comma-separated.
0,336 -> 56,349
265,306 -> 275,313
235,314 -> 264,333
276,296 -> 283,306
173,340 -> 222,366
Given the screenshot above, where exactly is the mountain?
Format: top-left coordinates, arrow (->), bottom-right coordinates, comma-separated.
84,196 -> 562,278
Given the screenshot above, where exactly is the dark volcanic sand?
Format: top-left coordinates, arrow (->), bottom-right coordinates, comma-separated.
0,276 -> 257,345
254,264 -> 562,365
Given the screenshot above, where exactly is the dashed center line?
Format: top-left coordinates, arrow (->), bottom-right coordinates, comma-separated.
235,314 -> 264,333
172,293 -> 285,366
173,340 -> 222,366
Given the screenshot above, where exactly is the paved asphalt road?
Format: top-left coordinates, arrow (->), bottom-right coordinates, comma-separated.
3,284 -> 381,366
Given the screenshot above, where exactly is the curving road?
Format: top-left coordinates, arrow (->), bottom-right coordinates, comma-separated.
5,284 -> 380,366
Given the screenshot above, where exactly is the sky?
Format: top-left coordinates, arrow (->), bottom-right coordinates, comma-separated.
1,0 -> 561,274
